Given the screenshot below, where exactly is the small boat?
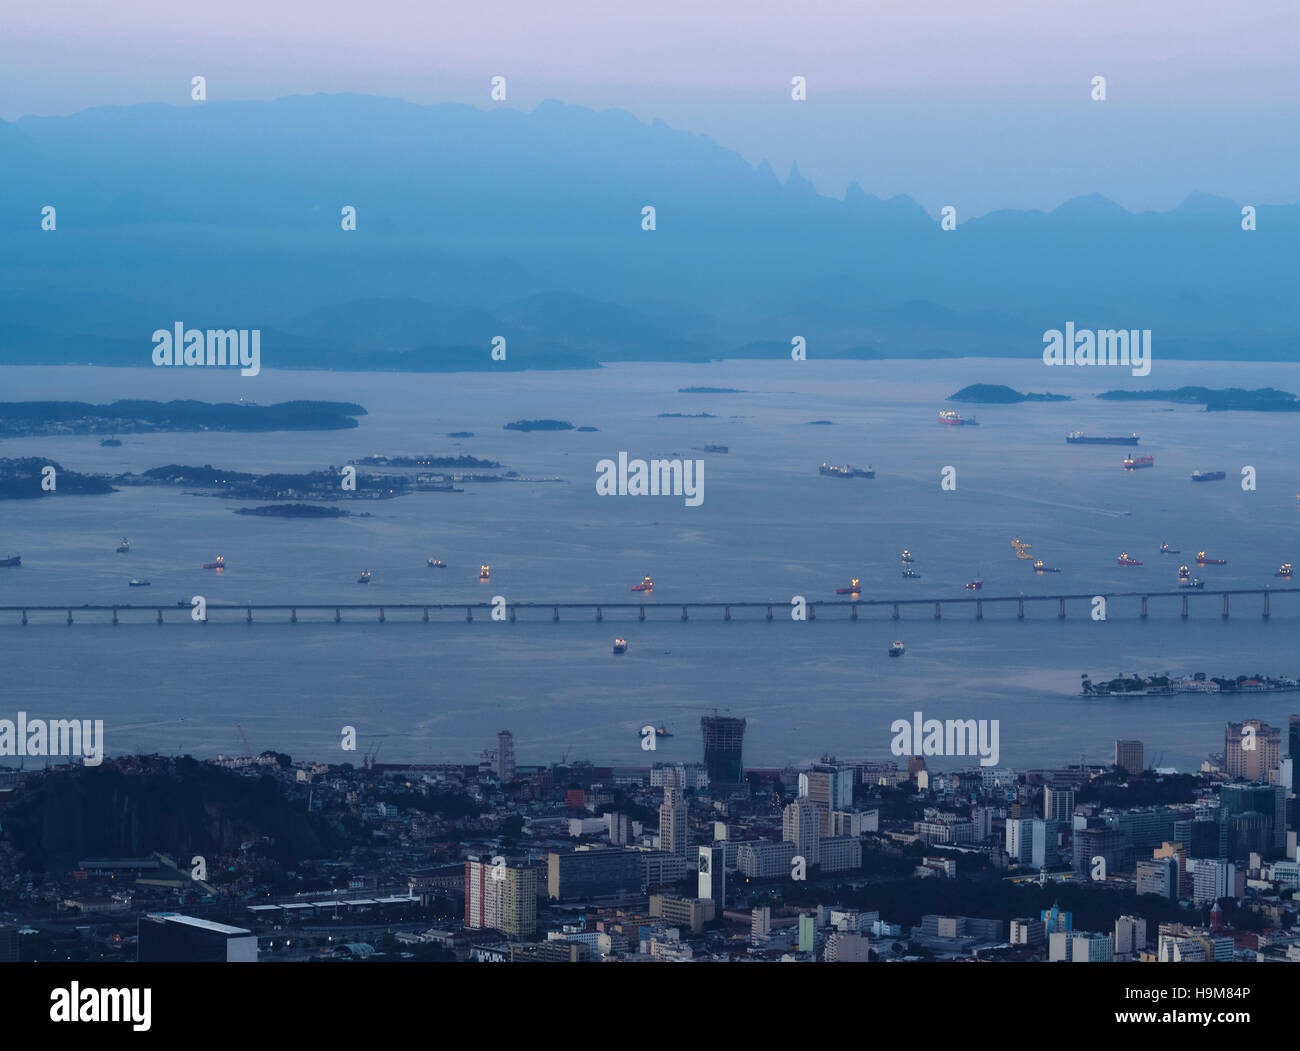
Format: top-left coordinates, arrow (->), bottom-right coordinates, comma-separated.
128,578 -> 151,587
965,578 -> 983,590
117,538 -> 130,553
656,726 -> 673,738
631,576 -> 654,592
1011,537 -> 1031,550
99,436 -> 122,447
901,550 -> 915,563
0,553 -> 20,567
1159,543 -> 1180,554
427,557 -> 446,568
702,444 -> 728,454
1192,470 -> 1226,482
835,578 -> 861,595
888,641 -> 905,657
1033,559 -> 1061,573
1117,552 -> 1143,566
479,564 -> 491,581
1276,563 -> 1293,579
612,638 -> 628,654
938,411 -> 979,426
1177,565 -> 1204,588
202,556 -> 225,570
357,570 -> 372,584
1016,548 -> 1034,560
1195,551 -> 1226,566
902,568 -> 921,579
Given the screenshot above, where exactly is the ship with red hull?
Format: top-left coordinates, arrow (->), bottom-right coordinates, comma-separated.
1196,551 -> 1226,566
1117,552 -> 1143,566
631,576 -> 654,592
202,556 -> 225,570
835,579 -> 861,595
1123,454 -> 1154,470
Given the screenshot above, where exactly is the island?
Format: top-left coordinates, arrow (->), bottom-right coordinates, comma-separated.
576,426 -> 599,432
446,431 -> 474,438
235,504 -> 371,518
356,454 -> 501,469
0,399 -> 367,436
948,384 -> 1071,403
657,412 -> 717,419
0,457 -> 115,499
1097,387 -> 1299,412
678,387 -> 746,394
503,419 -> 574,432
806,420 -> 834,425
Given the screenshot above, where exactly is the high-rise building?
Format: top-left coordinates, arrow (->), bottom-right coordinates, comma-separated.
465,857 -> 538,939
1115,740 -> 1144,775
1114,915 -> 1148,958
1220,782 -> 1286,849
1290,715 -> 1300,794
698,846 -> 726,909
1007,818 -> 1057,869
1225,720 -> 1282,783
659,785 -> 689,856
0,924 -> 18,962
751,906 -> 771,943
546,848 -> 641,902
1191,860 -> 1236,906
783,799 -> 821,866
1044,786 -> 1075,823
802,765 -> 855,835
496,731 -> 516,783
1175,816 -> 1227,860
1136,857 -> 1177,899
137,914 -> 257,962
1040,904 -> 1072,932
701,714 -> 746,790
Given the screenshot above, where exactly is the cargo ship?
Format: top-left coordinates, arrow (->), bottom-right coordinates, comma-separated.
702,444 -> 729,454
1192,470 -> 1226,482
99,436 -> 122,447
1117,552 -> 1143,566
427,557 -> 446,568
1196,551 -> 1226,566
938,411 -> 978,426
0,553 -> 20,567
1159,543 -> 1180,555
128,578 -> 151,587
1123,454 -> 1154,470
1275,562 -> 1293,579
1066,432 -> 1139,445
631,576 -> 654,592
819,463 -> 875,478
965,578 -> 983,590
902,568 -> 921,579
1033,559 -> 1061,573
835,579 -> 861,595
117,538 -> 130,553
357,570 -> 372,584
1178,565 -> 1205,589
479,564 -> 491,581
612,638 -> 628,654
888,640 -> 905,657
202,556 -> 225,570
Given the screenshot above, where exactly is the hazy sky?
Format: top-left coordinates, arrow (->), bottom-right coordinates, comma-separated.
4,0 -> 1297,215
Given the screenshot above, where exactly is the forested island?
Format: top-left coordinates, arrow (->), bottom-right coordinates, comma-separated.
658,412 -> 717,418
678,386 -> 746,393
1098,387 -> 1299,411
503,419 -> 574,432
948,384 -> 1071,403
235,504 -> 370,518
0,457 -> 115,499
0,399 -> 367,436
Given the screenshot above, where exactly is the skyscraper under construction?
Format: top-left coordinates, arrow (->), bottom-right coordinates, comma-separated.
701,713 -> 746,791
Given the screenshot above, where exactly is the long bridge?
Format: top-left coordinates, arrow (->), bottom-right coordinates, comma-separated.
1,587 -> 1295,624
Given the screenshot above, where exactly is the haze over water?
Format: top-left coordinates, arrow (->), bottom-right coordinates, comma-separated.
3,357 -> 1299,773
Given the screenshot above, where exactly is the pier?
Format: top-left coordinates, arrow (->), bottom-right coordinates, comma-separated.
1,588 -> 1294,625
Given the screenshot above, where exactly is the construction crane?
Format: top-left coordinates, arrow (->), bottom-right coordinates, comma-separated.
363,741 -> 382,771
236,723 -> 254,762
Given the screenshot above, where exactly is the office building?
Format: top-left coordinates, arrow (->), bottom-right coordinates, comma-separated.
1115,740 -> 1144,775
817,836 -> 863,873
1136,857 -> 1177,899
1225,720 -> 1282,783
736,840 -> 798,879
783,799 -> 821,866
496,731 -> 515,783
701,714 -> 746,790
1114,915 -> 1148,958
698,845 -> 726,909
137,914 -> 257,962
1044,786 -> 1075,823
547,848 -> 641,902
1010,918 -> 1046,946
802,765 -> 856,835
659,786 -> 689,856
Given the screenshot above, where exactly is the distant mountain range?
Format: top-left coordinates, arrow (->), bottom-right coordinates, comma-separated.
1,94 -> 1296,370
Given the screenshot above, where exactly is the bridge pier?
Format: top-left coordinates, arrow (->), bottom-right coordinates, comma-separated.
596,606 -> 603,621
422,607 -> 429,623
850,604 -> 857,621
156,608 -> 163,624
933,602 -> 941,620
724,606 -> 731,621
1222,594 -> 1229,619
1263,592 -> 1270,618
808,604 -> 815,621
379,608 -> 385,622
681,606 -> 689,621
1017,599 -> 1024,619
466,606 -> 473,622
1140,596 -> 1148,618
892,603 -> 899,620
112,608 -> 118,625
67,609 -> 73,625
246,607 -> 253,623
766,606 -> 773,621
335,608 -> 341,623
976,599 -> 982,620
509,606 -> 516,623
1058,598 -> 1066,620
291,608 -> 297,623
553,606 -> 560,622
639,606 -> 646,621
1181,595 -> 1188,619
21,609 -> 27,625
